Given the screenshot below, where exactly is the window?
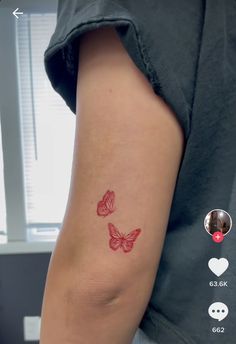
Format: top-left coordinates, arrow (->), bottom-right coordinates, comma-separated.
16,13 -> 75,241
0,11 -> 75,247
0,122 -> 7,243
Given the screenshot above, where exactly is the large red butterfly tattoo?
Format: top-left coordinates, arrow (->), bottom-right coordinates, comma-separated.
97,190 -> 116,217
108,222 -> 141,253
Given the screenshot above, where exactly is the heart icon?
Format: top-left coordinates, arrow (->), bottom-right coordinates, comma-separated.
208,258 -> 229,277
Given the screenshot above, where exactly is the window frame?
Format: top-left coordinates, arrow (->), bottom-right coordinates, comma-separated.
0,1 -> 58,253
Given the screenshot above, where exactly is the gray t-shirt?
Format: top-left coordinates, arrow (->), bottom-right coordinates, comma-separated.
44,1 -> 236,343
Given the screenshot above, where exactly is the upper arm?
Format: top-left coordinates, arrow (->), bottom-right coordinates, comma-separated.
54,26 -> 184,303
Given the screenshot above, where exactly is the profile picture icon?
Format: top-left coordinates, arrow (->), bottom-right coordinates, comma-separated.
204,209 -> 232,237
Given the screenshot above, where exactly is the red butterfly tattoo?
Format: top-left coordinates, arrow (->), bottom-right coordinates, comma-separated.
108,223 -> 141,253
97,190 -> 116,217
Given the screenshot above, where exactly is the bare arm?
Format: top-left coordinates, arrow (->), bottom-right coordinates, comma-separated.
40,26 -> 184,344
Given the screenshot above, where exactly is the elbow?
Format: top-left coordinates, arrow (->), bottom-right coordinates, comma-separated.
65,285 -> 122,309
64,270 -> 127,309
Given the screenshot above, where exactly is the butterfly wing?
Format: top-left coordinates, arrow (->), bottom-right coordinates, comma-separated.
97,190 -> 115,216
104,190 -> 116,213
97,200 -> 110,216
122,228 -> 141,253
108,222 -> 122,251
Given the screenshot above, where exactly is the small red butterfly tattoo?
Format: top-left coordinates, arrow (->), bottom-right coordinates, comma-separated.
97,190 -> 116,217
108,222 -> 141,253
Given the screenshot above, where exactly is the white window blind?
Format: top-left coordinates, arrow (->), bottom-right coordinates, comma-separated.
0,121 -> 7,243
16,14 -> 75,241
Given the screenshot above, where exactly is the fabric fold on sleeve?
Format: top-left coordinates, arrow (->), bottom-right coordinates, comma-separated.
44,0 -> 203,140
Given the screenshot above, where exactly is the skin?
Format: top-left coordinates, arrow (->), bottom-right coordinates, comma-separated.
40,26 -> 184,344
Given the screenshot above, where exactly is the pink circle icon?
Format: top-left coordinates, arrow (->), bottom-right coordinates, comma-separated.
212,231 -> 224,243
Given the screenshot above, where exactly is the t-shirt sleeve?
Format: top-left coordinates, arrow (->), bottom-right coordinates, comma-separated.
44,0 -> 204,140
